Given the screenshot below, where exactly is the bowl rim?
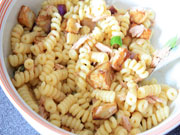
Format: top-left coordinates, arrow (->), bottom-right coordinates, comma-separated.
0,0 -> 179,135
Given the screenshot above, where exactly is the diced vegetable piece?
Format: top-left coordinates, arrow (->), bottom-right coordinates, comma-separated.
57,4 -> 67,16
108,6 -> 117,14
110,36 -> 122,47
165,36 -> 178,49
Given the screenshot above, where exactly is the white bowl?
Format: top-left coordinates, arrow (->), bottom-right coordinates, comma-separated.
0,0 -> 180,134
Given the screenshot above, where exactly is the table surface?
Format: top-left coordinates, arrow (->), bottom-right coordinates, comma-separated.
0,86 -> 179,135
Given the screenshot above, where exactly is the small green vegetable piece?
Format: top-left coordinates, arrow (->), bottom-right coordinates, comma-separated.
18,65 -> 25,72
110,36 -> 122,47
166,35 -> 178,49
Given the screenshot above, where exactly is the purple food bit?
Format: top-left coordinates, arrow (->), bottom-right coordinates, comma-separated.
57,4 -> 66,16
108,6 -> 117,14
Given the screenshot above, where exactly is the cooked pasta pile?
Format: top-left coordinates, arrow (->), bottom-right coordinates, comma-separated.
9,0 -> 178,134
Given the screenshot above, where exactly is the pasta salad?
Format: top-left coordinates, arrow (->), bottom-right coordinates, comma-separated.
8,0 -> 179,134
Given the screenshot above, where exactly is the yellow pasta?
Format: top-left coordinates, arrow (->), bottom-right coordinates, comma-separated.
95,116 -> 117,135
136,99 -> 149,113
129,39 -> 154,66
44,12 -> 62,51
39,82 -> 65,102
21,32 -> 38,44
90,52 -> 109,64
69,103 -> 92,123
30,42 -> 46,56
12,65 -> 42,87
14,43 -> 31,54
9,53 -> 28,67
18,85 -> 39,113
166,88 -> 178,101
45,69 -> 68,86
130,128 -> 141,135
123,59 -> 149,79
138,84 -> 161,98
130,112 -> 143,128
114,126 -> 128,135
49,111 -> 61,127
24,58 -> 34,70
44,97 -> 57,113
92,89 -> 115,103
11,24 -> 24,50
57,94 -> 77,115
126,81 -> 137,105
62,60 -> 76,93
8,1 -> 178,135
61,115 -> 84,131
76,129 -> 93,135
141,106 -> 169,131
118,13 -> 130,37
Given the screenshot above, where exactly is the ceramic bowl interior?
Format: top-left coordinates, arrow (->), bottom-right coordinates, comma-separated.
0,0 -> 180,134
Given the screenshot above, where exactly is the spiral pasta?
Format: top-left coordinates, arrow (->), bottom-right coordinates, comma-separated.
8,2 -> 178,135
76,129 -> 93,135
21,32 -> 38,44
12,65 -> 42,87
138,84 -> 161,98
92,89 -> 115,103
90,52 -> 109,64
24,58 -> 34,70
45,68 -> 68,86
75,92 -> 91,109
30,42 -> 46,56
116,12 -> 130,37
18,85 -> 39,113
57,94 -> 77,115
141,106 -> 169,130
90,0 -> 106,17
126,81 -> 138,105
76,39 -> 96,91
91,27 -> 104,42
130,128 -> 141,135
130,112 -> 143,128
114,126 -> 128,135
110,81 -> 123,92
123,59 -> 149,79
49,111 -> 61,127
11,24 -> 24,50
97,16 -> 124,40
9,54 -> 28,67
39,82 -> 65,102
129,39 -> 154,66
69,103 -> 92,123
61,60 -> 76,93
136,99 -> 149,113
44,12 -> 62,51
14,43 -> 31,54
165,88 -> 178,101
44,97 -> 57,113
61,115 -> 84,131
143,10 -> 155,28
96,116 -> 117,135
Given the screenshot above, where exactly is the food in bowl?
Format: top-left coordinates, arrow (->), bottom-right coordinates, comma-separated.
7,0 -> 179,134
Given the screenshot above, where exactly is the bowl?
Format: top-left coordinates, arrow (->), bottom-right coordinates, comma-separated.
0,0 -> 180,134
